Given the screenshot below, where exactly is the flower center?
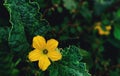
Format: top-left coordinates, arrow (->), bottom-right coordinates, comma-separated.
43,49 -> 48,54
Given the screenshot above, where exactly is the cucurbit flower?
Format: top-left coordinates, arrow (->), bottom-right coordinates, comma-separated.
28,35 -> 62,71
94,22 -> 112,35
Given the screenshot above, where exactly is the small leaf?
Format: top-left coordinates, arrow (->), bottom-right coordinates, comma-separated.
63,0 -> 77,10
57,7 -> 63,13
52,0 -> 61,5
80,3 -> 92,22
116,9 -> 120,18
114,25 -> 120,40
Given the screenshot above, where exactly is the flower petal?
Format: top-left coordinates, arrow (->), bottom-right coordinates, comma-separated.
94,25 -> 100,30
98,29 -> 104,35
32,36 -> 46,50
104,31 -> 110,35
38,55 -> 51,71
48,50 -> 62,61
28,49 -> 41,62
46,39 -> 58,51
106,26 -> 111,30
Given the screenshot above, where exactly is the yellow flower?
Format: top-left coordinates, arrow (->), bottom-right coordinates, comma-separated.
94,22 -> 111,35
106,25 -> 111,30
94,22 -> 101,30
28,36 -> 62,71
99,29 -> 110,35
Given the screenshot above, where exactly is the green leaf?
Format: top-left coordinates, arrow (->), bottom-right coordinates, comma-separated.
94,0 -> 113,16
0,26 -> 14,76
49,46 -> 91,76
110,69 -> 120,76
49,64 -> 59,76
114,9 -> 120,22
80,3 -> 92,22
114,25 -> 120,40
0,27 -> 10,42
63,0 -> 77,10
11,68 -> 19,76
4,0 -> 50,52
116,9 -> 120,18
57,7 -> 63,13
52,0 -> 61,5
33,0 -> 46,8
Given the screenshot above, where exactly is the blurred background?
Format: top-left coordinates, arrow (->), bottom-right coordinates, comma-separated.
1,0 -> 120,76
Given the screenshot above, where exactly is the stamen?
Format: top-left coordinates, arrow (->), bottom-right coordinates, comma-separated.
43,49 -> 48,54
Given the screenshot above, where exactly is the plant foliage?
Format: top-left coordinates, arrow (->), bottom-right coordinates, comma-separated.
1,0 -> 120,76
